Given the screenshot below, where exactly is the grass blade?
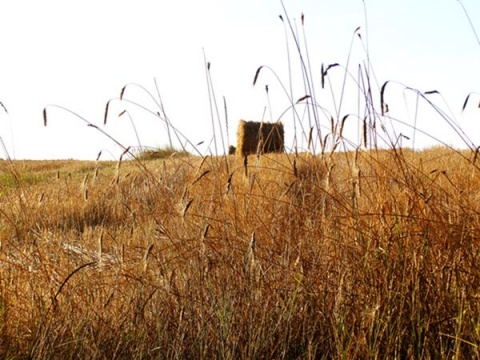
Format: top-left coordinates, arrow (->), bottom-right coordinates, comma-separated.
104,100 -> 111,125
253,66 -> 265,86
296,95 -> 311,103
321,63 -> 325,89
462,94 -> 471,111
380,81 -> 390,116
0,101 -> 7,114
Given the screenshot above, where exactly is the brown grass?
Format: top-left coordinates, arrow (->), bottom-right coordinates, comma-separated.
0,147 -> 479,358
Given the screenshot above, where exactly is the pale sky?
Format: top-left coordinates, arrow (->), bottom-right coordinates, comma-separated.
0,0 -> 478,159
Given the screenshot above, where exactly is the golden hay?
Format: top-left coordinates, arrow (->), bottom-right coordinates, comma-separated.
236,120 -> 284,156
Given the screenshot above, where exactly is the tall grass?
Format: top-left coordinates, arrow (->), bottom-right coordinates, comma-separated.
0,1 -> 478,359
0,148 -> 479,358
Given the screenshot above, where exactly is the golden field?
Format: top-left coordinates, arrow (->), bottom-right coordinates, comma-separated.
0,147 -> 479,358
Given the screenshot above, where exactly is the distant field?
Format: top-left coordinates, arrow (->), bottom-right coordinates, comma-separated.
0,147 -> 478,358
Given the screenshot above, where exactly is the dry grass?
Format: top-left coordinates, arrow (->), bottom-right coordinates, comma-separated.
133,146 -> 191,161
7,2 -> 478,358
0,147 -> 479,358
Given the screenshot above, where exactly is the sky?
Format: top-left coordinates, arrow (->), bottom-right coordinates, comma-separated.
0,0 -> 479,160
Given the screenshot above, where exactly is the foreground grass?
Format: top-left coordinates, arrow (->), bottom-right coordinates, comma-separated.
0,147 -> 479,358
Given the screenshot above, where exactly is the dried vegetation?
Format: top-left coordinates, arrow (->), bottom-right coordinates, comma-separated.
0,147 -> 479,358
2,1 -> 479,357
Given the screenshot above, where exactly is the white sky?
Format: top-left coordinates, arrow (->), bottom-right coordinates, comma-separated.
0,0 -> 479,159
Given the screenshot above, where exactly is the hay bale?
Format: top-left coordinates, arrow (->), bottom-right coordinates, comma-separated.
236,120 -> 284,156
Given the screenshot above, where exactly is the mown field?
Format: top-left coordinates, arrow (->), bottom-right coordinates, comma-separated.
0,146 -> 478,359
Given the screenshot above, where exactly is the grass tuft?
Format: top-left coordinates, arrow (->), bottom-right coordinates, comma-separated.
134,146 -> 191,160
